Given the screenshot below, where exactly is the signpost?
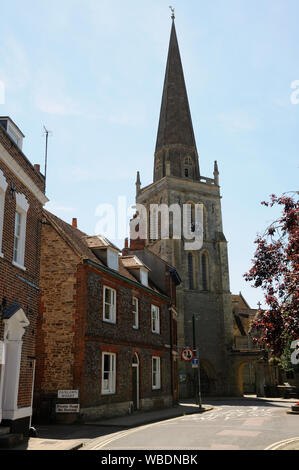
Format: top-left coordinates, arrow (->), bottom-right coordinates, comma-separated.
192,314 -> 202,409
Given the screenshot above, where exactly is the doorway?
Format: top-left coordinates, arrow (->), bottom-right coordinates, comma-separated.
132,353 -> 139,411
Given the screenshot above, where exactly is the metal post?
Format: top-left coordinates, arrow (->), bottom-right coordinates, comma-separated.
192,314 -> 202,409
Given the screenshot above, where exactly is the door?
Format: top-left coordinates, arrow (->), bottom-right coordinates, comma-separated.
132,354 -> 139,411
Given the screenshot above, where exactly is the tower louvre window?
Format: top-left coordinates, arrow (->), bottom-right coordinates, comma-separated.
183,156 -> 193,178
188,252 -> 194,290
201,253 -> 208,291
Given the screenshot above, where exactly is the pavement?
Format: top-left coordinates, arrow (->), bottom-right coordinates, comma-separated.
6,396 -> 299,451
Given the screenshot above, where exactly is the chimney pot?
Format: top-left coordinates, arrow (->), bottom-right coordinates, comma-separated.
72,218 -> 77,228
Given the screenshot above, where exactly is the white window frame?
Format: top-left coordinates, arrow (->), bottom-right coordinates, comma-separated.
103,286 -> 116,323
132,297 -> 139,329
0,170 -> 8,257
152,356 -> 161,390
12,193 -> 29,270
101,352 -> 116,395
151,304 -> 160,334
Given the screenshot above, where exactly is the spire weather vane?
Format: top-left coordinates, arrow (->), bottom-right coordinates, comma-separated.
169,6 -> 175,20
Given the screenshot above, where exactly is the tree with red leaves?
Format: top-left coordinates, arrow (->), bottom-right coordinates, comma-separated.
244,192 -> 299,359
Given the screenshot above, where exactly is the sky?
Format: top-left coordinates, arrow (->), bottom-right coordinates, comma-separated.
0,0 -> 298,309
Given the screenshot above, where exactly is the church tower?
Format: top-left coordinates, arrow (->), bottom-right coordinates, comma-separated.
135,14 -> 238,397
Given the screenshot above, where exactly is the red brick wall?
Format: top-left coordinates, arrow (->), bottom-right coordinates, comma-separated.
0,132 -> 44,410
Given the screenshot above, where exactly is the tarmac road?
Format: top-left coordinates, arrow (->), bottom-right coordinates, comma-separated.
82,398 -> 299,451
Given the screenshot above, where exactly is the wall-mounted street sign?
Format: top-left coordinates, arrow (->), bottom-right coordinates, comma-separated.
181,348 -> 194,362
56,404 -> 80,413
57,390 -> 79,399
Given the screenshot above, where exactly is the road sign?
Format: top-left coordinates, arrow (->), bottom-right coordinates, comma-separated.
192,358 -> 199,368
58,390 -> 79,399
181,348 -> 194,362
56,404 -> 80,413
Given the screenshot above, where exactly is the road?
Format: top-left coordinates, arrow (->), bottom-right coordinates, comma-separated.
83,398 -> 299,451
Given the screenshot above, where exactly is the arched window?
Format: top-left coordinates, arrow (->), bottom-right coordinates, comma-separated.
201,253 -> 208,291
188,252 -> 194,290
183,156 -> 193,178
155,161 -> 163,180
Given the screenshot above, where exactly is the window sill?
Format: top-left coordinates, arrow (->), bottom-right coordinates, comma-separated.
103,318 -> 116,325
133,326 -> 139,330
12,261 -> 26,271
101,391 -> 116,395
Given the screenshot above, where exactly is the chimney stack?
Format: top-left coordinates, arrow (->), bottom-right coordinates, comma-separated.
72,218 -> 77,228
34,164 -> 40,173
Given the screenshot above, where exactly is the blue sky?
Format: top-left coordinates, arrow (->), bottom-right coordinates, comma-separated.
0,0 -> 298,308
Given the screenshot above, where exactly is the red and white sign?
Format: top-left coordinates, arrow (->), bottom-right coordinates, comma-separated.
181,348 -> 194,362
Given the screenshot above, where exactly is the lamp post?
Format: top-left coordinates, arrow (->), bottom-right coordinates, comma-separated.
192,313 -> 202,409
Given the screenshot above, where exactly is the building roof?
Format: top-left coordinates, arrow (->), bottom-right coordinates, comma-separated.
121,255 -> 150,271
83,235 -> 120,252
43,209 -> 164,294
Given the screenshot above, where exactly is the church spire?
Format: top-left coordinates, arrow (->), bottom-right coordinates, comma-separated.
154,15 -> 200,182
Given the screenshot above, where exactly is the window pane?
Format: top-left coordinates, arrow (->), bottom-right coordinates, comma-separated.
105,288 -> 111,304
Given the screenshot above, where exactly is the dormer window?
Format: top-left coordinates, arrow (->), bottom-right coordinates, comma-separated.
121,255 -> 150,287
107,248 -> 119,271
0,117 -> 24,150
84,235 -> 120,272
140,267 -> 148,287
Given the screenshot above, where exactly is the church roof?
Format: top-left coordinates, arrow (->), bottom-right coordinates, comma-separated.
155,19 -> 197,153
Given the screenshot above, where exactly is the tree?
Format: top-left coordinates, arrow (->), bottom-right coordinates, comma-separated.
244,192 -> 299,358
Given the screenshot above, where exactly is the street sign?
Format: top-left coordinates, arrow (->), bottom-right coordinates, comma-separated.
192,358 -> 199,368
58,390 -> 79,399
56,404 -> 80,413
181,348 -> 194,362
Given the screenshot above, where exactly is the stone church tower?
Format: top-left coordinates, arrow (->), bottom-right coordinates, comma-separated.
135,16 -> 238,397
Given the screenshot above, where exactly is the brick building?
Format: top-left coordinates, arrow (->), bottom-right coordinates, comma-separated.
0,116 -> 48,437
34,210 -> 180,423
